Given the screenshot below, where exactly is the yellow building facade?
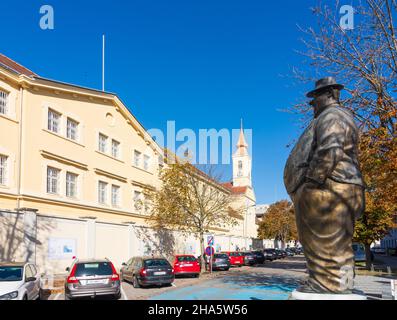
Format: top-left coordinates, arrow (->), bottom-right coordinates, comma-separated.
0,54 -> 257,274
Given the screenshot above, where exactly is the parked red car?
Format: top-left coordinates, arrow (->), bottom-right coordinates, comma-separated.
172,255 -> 200,277
221,251 -> 244,267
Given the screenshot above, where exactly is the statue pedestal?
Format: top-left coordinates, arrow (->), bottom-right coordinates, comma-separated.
291,289 -> 367,300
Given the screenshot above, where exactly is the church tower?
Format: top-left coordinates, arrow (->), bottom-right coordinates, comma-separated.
232,120 -> 252,187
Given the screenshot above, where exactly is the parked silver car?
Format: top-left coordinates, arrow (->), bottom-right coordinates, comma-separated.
64,258 -> 121,300
0,262 -> 42,300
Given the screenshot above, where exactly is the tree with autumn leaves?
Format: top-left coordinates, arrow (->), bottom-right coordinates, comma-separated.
292,0 -> 397,268
144,159 -> 241,271
257,200 -> 298,248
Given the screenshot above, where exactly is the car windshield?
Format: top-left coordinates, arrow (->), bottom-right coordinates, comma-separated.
74,262 -> 113,277
214,254 -> 228,259
353,244 -> 364,252
177,256 -> 197,262
144,259 -> 170,267
0,266 -> 23,282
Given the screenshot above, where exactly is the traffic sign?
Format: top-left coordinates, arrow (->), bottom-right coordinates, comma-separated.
205,246 -> 215,256
207,235 -> 214,246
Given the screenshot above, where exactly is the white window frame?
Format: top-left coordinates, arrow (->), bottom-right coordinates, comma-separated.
66,118 -> 79,141
0,90 -> 9,115
111,139 -> 120,159
48,109 -> 61,134
143,155 -> 150,171
111,184 -> 121,207
47,166 -> 60,194
0,155 -> 7,186
98,181 -> 108,204
66,172 -> 78,198
134,150 -> 142,167
98,133 -> 108,153
133,191 -> 143,211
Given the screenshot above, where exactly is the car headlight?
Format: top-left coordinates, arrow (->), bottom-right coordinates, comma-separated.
0,291 -> 19,300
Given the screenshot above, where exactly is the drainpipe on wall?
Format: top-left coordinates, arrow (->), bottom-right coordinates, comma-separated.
16,85 -> 24,210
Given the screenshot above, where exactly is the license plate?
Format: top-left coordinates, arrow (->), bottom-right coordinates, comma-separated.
86,279 -> 108,285
154,271 -> 166,276
184,264 -> 193,267
218,264 -> 227,267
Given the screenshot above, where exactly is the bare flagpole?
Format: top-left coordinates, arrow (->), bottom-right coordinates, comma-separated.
102,34 -> 105,92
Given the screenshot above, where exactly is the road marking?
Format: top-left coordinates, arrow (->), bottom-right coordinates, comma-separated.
53,292 -> 62,300
120,284 -> 127,300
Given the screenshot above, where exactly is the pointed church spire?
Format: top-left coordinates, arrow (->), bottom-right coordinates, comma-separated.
235,119 -> 248,155
232,119 -> 252,187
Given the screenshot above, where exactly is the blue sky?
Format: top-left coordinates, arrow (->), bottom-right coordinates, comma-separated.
1,0 -> 335,204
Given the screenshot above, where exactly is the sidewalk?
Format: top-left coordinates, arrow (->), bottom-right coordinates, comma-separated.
354,275 -> 396,300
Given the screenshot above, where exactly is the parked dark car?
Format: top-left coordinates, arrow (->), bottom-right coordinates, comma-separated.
211,254 -> 231,271
284,248 -> 294,257
120,257 -> 174,288
64,258 -> 121,300
371,246 -> 386,255
263,249 -> 277,261
240,252 -> 257,266
273,249 -> 285,259
276,249 -> 288,259
295,247 -> 304,255
251,251 -> 265,264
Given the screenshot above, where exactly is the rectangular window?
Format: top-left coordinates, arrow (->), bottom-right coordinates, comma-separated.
67,118 -> 78,141
66,172 -> 78,198
47,167 -> 60,194
133,191 -> 142,211
112,140 -> 120,159
158,155 -> 164,169
111,185 -> 120,207
0,155 -> 7,185
134,150 -> 141,167
0,90 -> 8,115
48,109 -> 61,133
144,155 -> 150,171
98,133 -> 108,153
98,181 -> 108,204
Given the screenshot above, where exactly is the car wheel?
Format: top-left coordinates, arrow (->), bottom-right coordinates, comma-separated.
132,275 -> 140,288
38,289 -> 43,300
195,274 -> 200,278
114,291 -> 122,300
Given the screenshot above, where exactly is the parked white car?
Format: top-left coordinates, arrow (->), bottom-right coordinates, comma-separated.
0,262 -> 42,300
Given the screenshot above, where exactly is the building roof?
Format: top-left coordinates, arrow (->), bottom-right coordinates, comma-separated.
221,182 -> 248,195
0,52 -> 164,156
0,53 -> 37,77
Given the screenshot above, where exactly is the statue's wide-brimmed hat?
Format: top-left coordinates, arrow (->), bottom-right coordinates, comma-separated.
306,77 -> 344,98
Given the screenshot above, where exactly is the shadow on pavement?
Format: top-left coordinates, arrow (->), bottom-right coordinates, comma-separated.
221,273 -> 303,292
250,256 -> 307,273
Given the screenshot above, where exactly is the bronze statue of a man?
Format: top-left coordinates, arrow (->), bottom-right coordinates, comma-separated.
284,77 -> 365,294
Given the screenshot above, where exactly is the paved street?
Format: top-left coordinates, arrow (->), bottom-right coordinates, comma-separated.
48,255 -> 397,300
49,257 -> 306,300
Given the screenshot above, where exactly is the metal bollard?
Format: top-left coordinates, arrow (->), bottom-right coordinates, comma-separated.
387,266 -> 392,275
371,264 -> 375,272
